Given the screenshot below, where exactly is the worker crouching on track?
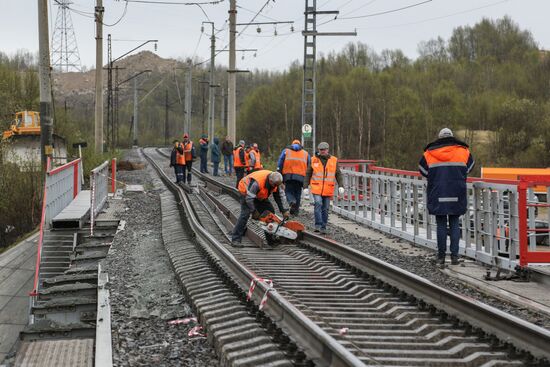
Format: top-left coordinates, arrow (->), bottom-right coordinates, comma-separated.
231,170 -> 289,247
303,142 -> 344,234
233,140 -> 247,188
277,139 -> 310,215
419,128 -> 474,266
170,139 -> 186,184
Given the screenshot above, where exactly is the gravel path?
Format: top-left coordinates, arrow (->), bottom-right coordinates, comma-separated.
200,172 -> 550,330
105,149 -> 216,367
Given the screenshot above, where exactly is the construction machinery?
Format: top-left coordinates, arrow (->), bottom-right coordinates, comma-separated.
258,211 -> 305,246
1,111 -> 67,167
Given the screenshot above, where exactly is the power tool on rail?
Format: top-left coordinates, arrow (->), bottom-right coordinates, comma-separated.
257,211 -> 305,246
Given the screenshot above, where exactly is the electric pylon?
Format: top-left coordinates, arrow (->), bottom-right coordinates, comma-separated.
51,0 -> 82,72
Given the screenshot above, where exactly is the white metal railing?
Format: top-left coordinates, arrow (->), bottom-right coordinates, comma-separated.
44,158 -> 83,228
332,169 -> 542,270
90,160 -> 110,236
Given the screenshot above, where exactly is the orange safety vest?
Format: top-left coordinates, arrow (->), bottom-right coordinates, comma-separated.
244,149 -> 251,169
176,143 -> 186,165
183,141 -> 193,161
238,170 -> 277,200
251,150 -> 262,170
282,148 -> 308,177
310,155 -> 337,197
234,147 -> 246,167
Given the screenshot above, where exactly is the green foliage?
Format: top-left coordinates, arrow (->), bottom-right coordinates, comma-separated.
237,16 -> 549,171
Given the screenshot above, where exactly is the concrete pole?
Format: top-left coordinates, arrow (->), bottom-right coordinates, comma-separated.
133,77 -> 138,146
227,0 -> 237,144
220,87 -> 225,130
38,0 -> 53,168
185,63 -> 192,135
94,0 -> 104,153
208,26 -> 216,147
208,23 -> 216,154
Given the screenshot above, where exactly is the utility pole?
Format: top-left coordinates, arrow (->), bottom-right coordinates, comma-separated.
220,87 -> 225,130
227,0 -> 237,144
94,0 -> 104,153
301,0 -> 356,154
200,78 -> 207,136
133,77 -> 138,146
208,23 -> 216,145
38,0 -> 53,168
185,62 -> 192,134
165,89 -> 169,146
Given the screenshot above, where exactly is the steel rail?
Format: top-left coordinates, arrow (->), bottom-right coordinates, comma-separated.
145,149 -> 365,366
183,159 -> 550,362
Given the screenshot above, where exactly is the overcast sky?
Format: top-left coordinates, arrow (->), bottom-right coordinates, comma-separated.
2,0 -> 549,72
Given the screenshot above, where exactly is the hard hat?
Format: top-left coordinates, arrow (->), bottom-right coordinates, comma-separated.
183,133 -> 189,139
268,172 -> 283,186
317,142 -> 329,150
239,140 -> 245,145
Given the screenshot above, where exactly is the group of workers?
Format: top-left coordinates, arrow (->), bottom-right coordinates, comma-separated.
170,127 -> 472,264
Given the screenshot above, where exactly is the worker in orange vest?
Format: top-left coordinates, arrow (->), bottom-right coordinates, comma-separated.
170,140 -> 186,184
231,170 -> 289,247
181,134 -> 195,184
303,142 -> 344,235
248,143 -> 262,173
233,140 -> 247,188
277,139 -> 310,215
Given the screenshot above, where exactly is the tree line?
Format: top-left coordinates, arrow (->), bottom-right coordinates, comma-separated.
237,17 -> 550,172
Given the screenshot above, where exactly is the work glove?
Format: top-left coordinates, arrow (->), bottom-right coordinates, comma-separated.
283,210 -> 290,220
252,210 -> 261,220
303,188 -> 309,195
338,187 -> 345,195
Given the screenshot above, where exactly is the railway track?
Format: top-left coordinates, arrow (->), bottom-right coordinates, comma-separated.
148,148 -> 550,366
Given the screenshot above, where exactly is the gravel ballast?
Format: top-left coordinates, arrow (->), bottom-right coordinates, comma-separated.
106,149 -> 216,366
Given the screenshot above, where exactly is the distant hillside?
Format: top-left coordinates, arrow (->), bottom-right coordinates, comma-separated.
52,51 -> 183,98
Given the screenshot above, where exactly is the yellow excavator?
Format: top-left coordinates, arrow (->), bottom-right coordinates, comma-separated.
2,111 -> 67,167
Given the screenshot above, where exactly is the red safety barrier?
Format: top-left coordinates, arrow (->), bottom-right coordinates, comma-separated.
518,175 -> 550,267
111,158 -> 117,193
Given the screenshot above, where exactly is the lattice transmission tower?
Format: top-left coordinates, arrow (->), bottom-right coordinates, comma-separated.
51,0 -> 82,72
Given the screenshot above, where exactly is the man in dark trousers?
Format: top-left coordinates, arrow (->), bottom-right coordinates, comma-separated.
419,128 -> 474,266
221,135 -> 234,176
181,134 -> 195,184
278,139 -> 310,215
231,170 -> 289,247
199,135 -> 209,173
233,140 -> 246,188
169,140 -> 185,183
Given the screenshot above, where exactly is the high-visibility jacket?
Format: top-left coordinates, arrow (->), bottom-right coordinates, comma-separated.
418,137 -> 474,215
282,148 -> 308,177
234,147 -> 246,168
176,143 -> 186,165
244,149 -> 251,169
238,170 -> 277,200
183,141 -> 194,161
250,150 -> 262,170
310,156 -> 337,197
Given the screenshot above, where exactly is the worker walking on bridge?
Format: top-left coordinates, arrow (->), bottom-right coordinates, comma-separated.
181,134 -> 195,184
233,140 -> 247,187
303,142 -> 344,234
419,128 -> 474,266
231,170 -> 289,247
278,139 -> 310,215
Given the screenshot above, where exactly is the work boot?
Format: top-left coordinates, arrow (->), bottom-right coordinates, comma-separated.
320,228 -> 328,235
451,256 -> 460,265
230,239 -> 243,248
437,257 -> 445,266
314,227 -> 321,233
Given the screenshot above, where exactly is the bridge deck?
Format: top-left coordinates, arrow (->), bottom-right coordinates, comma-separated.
51,190 -> 91,229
